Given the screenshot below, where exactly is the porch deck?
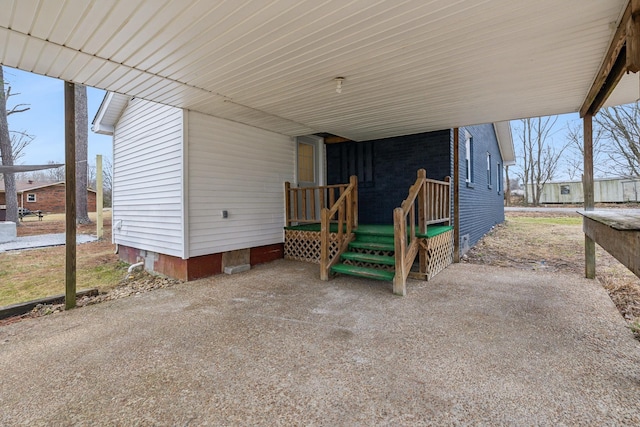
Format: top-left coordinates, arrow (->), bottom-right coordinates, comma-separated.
284,222 -> 454,282
285,223 -> 453,239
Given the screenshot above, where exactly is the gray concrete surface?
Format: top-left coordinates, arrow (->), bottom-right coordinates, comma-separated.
1,261 -> 639,425
0,233 -> 97,253
0,221 -> 16,243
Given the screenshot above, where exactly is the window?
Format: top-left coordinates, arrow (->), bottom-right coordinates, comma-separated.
486,153 -> 492,188
560,185 -> 571,195
27,193 -> 36,202
465,132 -> 473,184
496,163 -> 502,193
297,142 -> 315,183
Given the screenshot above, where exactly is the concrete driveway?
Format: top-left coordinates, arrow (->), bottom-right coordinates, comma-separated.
1,261 -> 639,425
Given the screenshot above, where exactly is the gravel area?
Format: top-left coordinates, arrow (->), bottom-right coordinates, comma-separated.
0,233 -> 97,252
1,261 -> 639,425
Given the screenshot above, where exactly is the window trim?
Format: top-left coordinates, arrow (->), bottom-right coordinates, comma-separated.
464,131 -> 473,185
486,152 -> 492,189
26,193 -> 36,203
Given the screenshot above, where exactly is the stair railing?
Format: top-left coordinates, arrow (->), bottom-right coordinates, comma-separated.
284,182 -> 352,226
393,169 -> 451,296
320,175 -> 358,280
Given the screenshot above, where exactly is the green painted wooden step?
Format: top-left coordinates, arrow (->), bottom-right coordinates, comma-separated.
353,234 -> 395,244
340,252 -> 395,266
331,264 -> 395,281
348,241 -> 395,252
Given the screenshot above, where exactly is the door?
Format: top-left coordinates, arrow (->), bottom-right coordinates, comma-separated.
296,135 -> 324,220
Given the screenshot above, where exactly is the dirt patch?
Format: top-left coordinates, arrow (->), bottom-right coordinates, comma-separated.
464,211 -> 640,337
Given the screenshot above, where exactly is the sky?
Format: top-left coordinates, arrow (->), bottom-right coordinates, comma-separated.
2,66 -> 112,167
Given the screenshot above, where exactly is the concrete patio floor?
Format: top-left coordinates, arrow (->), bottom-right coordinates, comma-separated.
1,261 -> 639,425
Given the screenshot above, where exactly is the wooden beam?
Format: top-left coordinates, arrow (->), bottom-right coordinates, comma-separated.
580,1 -> 632,117
583,113 -> 595,279
453,128 -> 460,263
64,81 -> 77,309
583,214 -> 640,279
324,136 -> 351,144
627,0 -> 640,72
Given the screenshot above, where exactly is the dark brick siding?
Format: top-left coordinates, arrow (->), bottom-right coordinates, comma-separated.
326,131 -> 451,224
326,125 -> 505,249
457,124 -> 505,248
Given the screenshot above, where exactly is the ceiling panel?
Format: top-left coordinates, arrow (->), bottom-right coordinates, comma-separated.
0,0 -> 632,141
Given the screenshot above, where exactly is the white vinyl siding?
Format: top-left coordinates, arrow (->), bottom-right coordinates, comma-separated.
112,99 -> 185,257
188,111 -> 294,257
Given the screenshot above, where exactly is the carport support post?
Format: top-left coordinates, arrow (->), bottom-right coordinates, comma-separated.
583,113 -> 595,279
65,81 -> 77,309
453,128 -> 460,263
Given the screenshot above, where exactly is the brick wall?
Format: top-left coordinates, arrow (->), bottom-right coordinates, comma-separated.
21,184 -> 97,213
326,126 -> 506,251
457,124 -> 505,249
326,130 -> 452,224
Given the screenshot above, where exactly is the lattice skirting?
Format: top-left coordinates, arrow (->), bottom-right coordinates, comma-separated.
423,230 -> 454,280
284,230 -> 342,264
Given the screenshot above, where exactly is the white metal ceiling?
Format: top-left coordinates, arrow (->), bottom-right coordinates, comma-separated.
0,0 -> 631,141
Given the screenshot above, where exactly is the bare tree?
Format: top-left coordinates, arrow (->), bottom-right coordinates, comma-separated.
595,102 -> 640,177
564,121 -> 607,180
75,84 -> 91,224
102,156 -> 113,208
0,66 -> 30,223
514,116 -> 566,206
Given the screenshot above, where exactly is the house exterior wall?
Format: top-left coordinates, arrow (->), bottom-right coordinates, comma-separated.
187,110 -> 295,257
457,124 -> 505,251
326,126 -> 505,252
112,98 -> 185,258
0,187 -> 96,213
326,130 -> 452,224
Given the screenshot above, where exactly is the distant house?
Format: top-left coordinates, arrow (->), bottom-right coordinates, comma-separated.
527,177 -> 640,204
93,94 -> 514,281
0,180 -> 97,214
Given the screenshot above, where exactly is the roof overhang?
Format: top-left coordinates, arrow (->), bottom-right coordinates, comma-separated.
493,122 -> 515,166
91,92 -> 130,135
0,1 -> 634,141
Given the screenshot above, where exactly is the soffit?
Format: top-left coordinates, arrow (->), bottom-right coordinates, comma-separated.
0,0 -> 630,141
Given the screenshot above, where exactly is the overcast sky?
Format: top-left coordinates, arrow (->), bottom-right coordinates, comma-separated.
3,66 -> 112,167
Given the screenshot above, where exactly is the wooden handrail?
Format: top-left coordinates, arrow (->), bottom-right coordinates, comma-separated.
393,170 -> 451,295
284,182 -> 352,226
320,175 -> 358,280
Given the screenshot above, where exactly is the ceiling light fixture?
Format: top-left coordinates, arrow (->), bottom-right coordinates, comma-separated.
334,77 -> 345,94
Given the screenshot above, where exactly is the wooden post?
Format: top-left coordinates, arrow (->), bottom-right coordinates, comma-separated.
350,175 -> 358,228
96,154 -> 103,239
320,209 -> 330,281
64,81 -> 77,310
584,113 -> 596,279
284,182 -> 291,227
453,128 -> 460,262
393,208 -> 407,296
627,0 -> 640,72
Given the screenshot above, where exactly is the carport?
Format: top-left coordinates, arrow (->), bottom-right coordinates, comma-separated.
1,0 -> 639,304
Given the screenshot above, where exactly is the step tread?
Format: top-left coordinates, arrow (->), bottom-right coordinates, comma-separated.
341,252 -> 395,266
349,241 -> 395,251
331,264 -> 395,281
